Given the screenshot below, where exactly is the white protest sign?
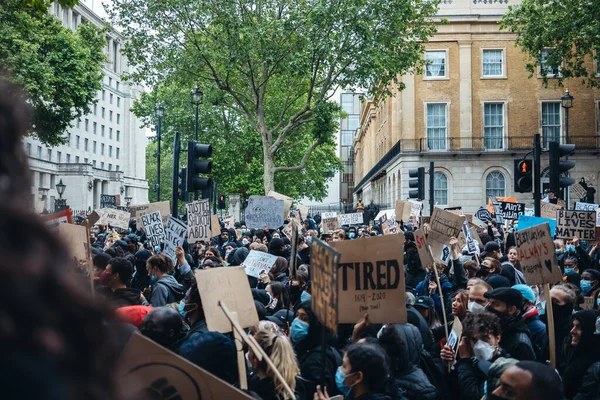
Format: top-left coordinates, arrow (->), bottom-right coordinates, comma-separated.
514,222 -> 561,285
242,250 -> 279,278
462,221 -> 478,254
186,199 -> 211,243
96,208 -> 131,230
141,211 -> 165,247
575,202 -> 599,212
245,196 -> 285,229
321,212 -> 338,219
337,213 -> 364,226
163,216 -> 187,263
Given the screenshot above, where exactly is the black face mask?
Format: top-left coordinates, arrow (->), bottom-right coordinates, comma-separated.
549,302 -> 574,324
486,304 -> 513,325
406,253 -> 420,267
141,328 -> 176,347
289,285 -> 302,305
487,394 -> 508,400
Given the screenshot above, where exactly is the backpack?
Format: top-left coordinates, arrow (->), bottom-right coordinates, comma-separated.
514,268 -> 527,285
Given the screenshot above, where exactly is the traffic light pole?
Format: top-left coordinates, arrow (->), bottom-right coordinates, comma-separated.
533,133 -> 541,217
156,115 -> 162,202
171,131 -> 181,218
429,161 -> 435,215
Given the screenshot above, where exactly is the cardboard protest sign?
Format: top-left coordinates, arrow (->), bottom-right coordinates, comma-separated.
297,205 -> 309,221
311,238 -> 340,332
582,297 -> 595,310
395,200 -> 412,223
500,202 -> 525,221
87,210 -> 101,227
414,229 -> 434,269
222,215 -> 236,229
43,208 -> 73,226
242,250 -> 278,278
518,215 -> 557,237
331,234 -> 406,324
245,196 -> 285,229
195,267 -> 258,333
337,213 -> 364,226
131,201 -> 171,226
57,223 -> 88,264
571,183 -> 587,199
321,212 -> 338,219
142,211 -> 165,247
555,210 -> 596,241
100,194 -> 118,209
475,208 -> 494,224
575,202 -> 599,212
447,318 -> 463,351
514,222 -> 561,286
431,207 -> 464,238
211,215 -> 221,238
96,208 -> 131,230
268,190 -> 293,218
462,221 -> 478,254
118,333 -> 253,400
541,201 -> 562,220
163,216 -> 187,263
322,216 -> 341,234
186,200 -> 211,243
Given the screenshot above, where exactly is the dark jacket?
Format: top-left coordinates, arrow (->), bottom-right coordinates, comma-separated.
455,349 -> 510,400
406,305 -> 434,351
574,362 -> 600,400
150,275 -> 185,306
500,316 -> 536,361
405,265 -> 426,293
107,287 -> 146,308
387,324 -> 438,400
523,309 -> 548,360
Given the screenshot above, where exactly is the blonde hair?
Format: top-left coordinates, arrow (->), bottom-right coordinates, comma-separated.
253,329 -> 299,398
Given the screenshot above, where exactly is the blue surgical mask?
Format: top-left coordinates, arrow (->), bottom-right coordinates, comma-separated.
301,290 -> 312,303
565,268 -> 575,275
556,249 -> 563,255
241,229 -> 247,234
581,280 -> 593,295
566,245 -> 576,253
335,367 -> 357,396
596,298 -> 600,306
151,275 -> 158,282
349,232 -> 356,239
290,318 -> 309,343
178,300 -> 188,318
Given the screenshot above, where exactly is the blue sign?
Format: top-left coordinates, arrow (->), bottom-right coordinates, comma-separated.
517,215 -> 556,237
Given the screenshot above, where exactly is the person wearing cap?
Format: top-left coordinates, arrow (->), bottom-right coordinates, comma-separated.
414,296 -> 441,330
485,288 -> 535,361
405,241 -> 426,293
513,284 -> 547,361
491,360 -> 564,400
266,309 -> 295,335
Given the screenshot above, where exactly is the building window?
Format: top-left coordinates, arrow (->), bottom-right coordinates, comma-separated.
84,158 -> 88,164
67,132 -> 71,145
94,104 -> 97,115
426,103 -> 448,150
484,103 -> 504,150
84,138 -> 89,151
76,119 -> 80,128
75,156 -> 80,163
117,130 -> 121,141
109,110 -> 113,122
117,114 -> 120,124
66,154 -> 70,163
93,160 -> 96,167
101,162 -> 104,169
434,172 -> 448,206
109,145 -> 112,157
102,107 -> 105,118
109,128 -> 113,139
109,93 -> 113,104
482,49 -> 504,77
541,102 -> 561,148
109,77 -> 112,87
37,146 -> 42,158
50,174 -> 55,188
539,49 -> 560,77
101,125 -> 105,136
47,149 -> 52,161
102,90 -> 105,100
116,148 -> 120,159
117,97 -> 121,107
116,165 -> 119,171
39,172 -> 44,187
26,143 -> 31,155
101,143 -> 105,155
85,119 -> 89,131
93,122 -> 97,134
108,163 -> 112,171
425,51 -> 447,78
116,82 -> 120,91
56,151 -> 61,163
486,171 -> 506,198
76,135 -> 80,149
93,141 -> 97,153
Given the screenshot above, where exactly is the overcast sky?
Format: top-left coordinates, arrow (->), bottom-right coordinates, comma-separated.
81,0 -> 110,20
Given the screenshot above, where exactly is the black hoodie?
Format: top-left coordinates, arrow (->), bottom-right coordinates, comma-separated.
498,315 -> 536,361
107,287 -> 145,308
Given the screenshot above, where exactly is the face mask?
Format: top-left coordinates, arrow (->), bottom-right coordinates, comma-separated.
335,367 -> 358,396
581,280 -> 593,295
178,300 -> 188,318
473,340 -> 496,361
349,232 -> 356,239
225,249 -> 232,257
201,245 -> 206,251
595,316 -> 600,335
241,229 -> 247,234
549,302 -> 573,323
556,249 -> 563,255
565,268 -> 575,275
566,245 -> 576,253
151,275 -> 158,282
468,301 -> 485,313
486,305 -> 508,322
597,298 -> 600,307
242,239 -> 249,246
305,236 -> 313,246
290,318 -> 309,343
301,291 -> 312,303
98,271 -> 113,285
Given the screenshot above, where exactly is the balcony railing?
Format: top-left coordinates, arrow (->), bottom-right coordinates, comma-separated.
354,135 -> 600,192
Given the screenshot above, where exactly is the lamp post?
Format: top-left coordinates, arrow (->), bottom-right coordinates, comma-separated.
190,84 -> 203,200
155,103 -> 165,202
55,179 -> 67,212
561,89 -> 574,206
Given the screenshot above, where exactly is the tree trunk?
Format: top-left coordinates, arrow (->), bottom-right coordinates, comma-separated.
263,141 -> 275,195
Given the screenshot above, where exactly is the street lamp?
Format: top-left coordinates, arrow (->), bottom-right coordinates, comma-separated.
125,196 -> 132,207
155,102 -> 165,202
55,179 -> 68,212
190,84 -> 203,200
561,89 -> 574,205
56,179 -> 66,199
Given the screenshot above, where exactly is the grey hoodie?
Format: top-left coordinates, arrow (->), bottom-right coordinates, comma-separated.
150,275 -> 185,307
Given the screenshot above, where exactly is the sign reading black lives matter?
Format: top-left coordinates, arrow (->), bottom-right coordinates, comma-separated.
163,216 -> 187,264
514,222 -> 561,286
142,211 -> 165,247
500,202 -> 525,221
331,234 -> 406,324
244,196 -> 285,229
310,239 -> 340,332
555,210 -> 596,241
186,199 -> 211,242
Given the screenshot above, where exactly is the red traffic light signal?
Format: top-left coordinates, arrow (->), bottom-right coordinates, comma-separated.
514,159 -> 532,193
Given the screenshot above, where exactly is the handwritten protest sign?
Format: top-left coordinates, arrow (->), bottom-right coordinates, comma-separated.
428,208 -> 464,263
514,222 -> 561,286
321,212 -> 338,219
100,194 -> 118,209
475,208 -> 494,224
337,213 -> 364,226
245,196 -> 284,229
414,229 -> 435,269
541,201 -> 562,220
195,267 -> 258,333
395,200 -> 412,222
186,200 -> 211,243
575,202 -> 599,212
211,215 -> 221,238
242,250 -> 278,278
500,202 -> 525,221
571,183 -> 587,199
518,215 -> 557,237
131,201 -> 170,226
332,234 -> 406,324
268,190 -> 293,218
57,223 -> 88,264
163,216 -> 187,263
118,333 -> 253,400
96,208 -> 130,230
142,211 -> 165,247
462,221 -> 478,254
222,215 -> 236,229
311,239 -> 340,332
555,210 -> 596,240
322,216 -> 341,234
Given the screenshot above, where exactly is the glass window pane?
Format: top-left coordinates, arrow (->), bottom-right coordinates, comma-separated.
484,103 -> 504,149
542,102 -> 561,148
426,51 -> 446,77
434,172 -> 448,205
427,104 -> 447,150
486,171 -> 506,198
483,50 -> 503,76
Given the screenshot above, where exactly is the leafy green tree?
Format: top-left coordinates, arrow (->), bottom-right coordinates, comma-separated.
501,0 -> 600,87
0,0 -> 105,146
109,0 -> 438,195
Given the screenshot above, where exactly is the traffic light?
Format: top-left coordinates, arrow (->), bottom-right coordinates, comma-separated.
178,167 -> 188,201
408,167 -> 425,200
218,194 -> 226,209
186,141 -> 212,192
549,141 -> 575,198
513,159 -> 533,193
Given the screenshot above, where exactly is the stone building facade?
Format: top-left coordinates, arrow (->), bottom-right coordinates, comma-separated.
353,0 -> 600,214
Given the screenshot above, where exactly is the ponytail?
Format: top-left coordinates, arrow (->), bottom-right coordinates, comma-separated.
254,329 -> 299,398
147,255 -> 174,273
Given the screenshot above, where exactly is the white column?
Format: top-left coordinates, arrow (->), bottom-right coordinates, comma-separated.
459,41 -> 473,147
107,38 -> 113,67
67,7 -> 73,29
116,42 -> 121,73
